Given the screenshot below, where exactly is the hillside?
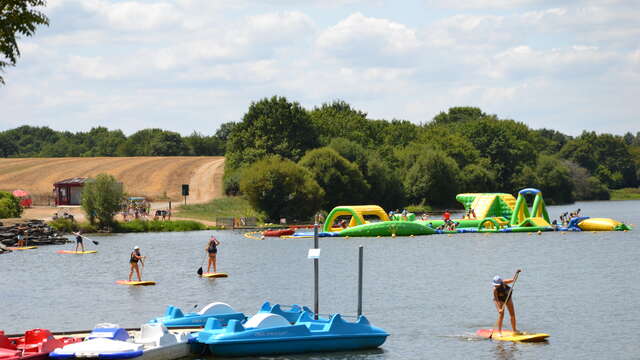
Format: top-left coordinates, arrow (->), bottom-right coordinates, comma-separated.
0,157 -> 224,204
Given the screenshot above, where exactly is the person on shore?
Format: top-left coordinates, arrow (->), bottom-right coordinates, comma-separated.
492,270 -> 521,335
73,231 -> 85,252
129,246 -> 145,281
206,236 -> 220,273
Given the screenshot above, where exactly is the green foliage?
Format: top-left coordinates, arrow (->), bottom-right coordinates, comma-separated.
564,161 -> 610,201
226,96 -> 319,170
431,107 -> 485,125
457,117 -> 536,190
113,220 -> 206,233
240,155 -> 324,222
299,147 -> 370,208
48,219 -> 97,233
560,131 -> 638,189
0,0 -> 49,84
402,150 -> 460,206
610,188 -> 640,200
405,203 -> 433,213
0,125 -> 227,158
81,173 -> 123,228
0,191 -> 22,218
310,101 -> 372,146
532,155 -> 575,204
178,196 -> 264,222
460,163 -> 498,193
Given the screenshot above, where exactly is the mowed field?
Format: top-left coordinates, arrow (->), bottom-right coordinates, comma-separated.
0,157 -> 225,205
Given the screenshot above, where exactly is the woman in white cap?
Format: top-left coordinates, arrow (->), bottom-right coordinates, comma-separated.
129,246 -> 145,281
492,269 -> 521,335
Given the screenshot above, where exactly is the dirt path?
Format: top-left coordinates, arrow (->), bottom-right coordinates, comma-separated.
189,158 -> 225,203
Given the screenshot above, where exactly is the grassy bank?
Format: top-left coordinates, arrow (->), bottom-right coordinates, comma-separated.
49,218 -> 214,233
610,187 -> 640,200
177,196 -> 264,223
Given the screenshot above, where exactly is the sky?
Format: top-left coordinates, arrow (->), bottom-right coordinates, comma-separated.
0,0 -> 638,136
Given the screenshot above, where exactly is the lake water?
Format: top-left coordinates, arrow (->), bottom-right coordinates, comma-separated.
2,200 -> 639,360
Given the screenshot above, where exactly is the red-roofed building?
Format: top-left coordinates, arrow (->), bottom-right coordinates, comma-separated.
53,177 -> 92,206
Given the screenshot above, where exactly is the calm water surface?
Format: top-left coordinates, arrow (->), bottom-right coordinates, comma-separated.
2,200 -> 639,360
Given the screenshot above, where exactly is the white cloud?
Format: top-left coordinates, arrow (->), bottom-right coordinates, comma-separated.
316,13 -> 420,66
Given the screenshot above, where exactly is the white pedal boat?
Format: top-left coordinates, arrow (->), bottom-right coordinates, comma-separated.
50,323 -> 190,360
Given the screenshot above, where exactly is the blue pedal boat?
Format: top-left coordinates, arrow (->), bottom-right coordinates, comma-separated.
147,302 -> 245,328
257,301 -> 312,323
194,311 -> 389,357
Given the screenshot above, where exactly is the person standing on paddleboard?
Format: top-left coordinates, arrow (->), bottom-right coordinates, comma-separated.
73,231 -> 85,252
129,246 -> 145,281
493,269 -> 521,335
206,236 -> 220,273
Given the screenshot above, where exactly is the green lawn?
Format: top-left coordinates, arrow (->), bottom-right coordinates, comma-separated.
610,187 -> 640,200
176,197 -> 264,222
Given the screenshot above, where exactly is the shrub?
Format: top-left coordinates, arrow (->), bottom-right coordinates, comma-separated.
113,220 -> 207,233
240,155 -> 324,222
82,173 -> 123,228
0,191 -> 22,218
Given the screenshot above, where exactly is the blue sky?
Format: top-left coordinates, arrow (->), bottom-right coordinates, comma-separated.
1,0 -> 638,136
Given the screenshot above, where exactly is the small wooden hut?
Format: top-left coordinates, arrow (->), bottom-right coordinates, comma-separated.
53,177 -> 91,206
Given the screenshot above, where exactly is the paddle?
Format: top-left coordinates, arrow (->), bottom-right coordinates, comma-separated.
81,235 -> 99,245
490,270 -> 521,339
196,254 -> 206,276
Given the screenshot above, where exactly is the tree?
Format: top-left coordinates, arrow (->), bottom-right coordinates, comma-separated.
460,163 -> 498,193
184,131 -> 223,156
0,133 -> 18,157
299,148 -> 370,209
239,156 -> 323,222
309,100 -> 372,146
402,150 -> 460,206
431,107 -> 485,125
564,161 -> 610,200
81,174 -> 123,228
0,191 -> 22,218
560,131 -> 638,189
0,0 -> 49,84
226,96 -> 319,170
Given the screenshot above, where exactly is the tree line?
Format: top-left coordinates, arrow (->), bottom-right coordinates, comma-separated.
223,97 -> 640,221
0,126 -> 230,157
2,97 -> 639,221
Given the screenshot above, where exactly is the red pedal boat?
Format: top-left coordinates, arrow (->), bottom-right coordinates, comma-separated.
0,329 -> 81,360
262,229 -> 295,237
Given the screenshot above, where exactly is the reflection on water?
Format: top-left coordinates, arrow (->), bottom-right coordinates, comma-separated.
492,342 -> 519,360
1,200 -> 639,359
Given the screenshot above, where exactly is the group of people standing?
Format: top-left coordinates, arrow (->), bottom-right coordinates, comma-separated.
127,235 -> 221,282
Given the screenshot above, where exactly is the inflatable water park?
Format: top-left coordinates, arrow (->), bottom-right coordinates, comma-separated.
272,188 -> 631,238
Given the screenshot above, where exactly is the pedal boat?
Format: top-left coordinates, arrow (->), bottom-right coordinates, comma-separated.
257,302 -> 312,324
0,329 -> 80,360
194,311 -> 388,357
147,302 -> 245,328
50,323 -> 189,360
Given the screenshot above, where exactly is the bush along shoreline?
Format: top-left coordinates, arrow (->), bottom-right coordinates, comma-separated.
48,218 -> 219,234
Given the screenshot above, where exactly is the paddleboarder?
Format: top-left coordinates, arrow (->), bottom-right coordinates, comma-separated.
492,269 -> 521,335
206,236 -> 220,273
73,231 -> 85,252
129,246 -> 145,281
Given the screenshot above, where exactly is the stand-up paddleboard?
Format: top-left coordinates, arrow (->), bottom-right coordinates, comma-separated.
476,329 -> 549,342
57,250 -> 97,254
8,246 -> 38,250
116,280 -> 156,286
201,272 -> 229,278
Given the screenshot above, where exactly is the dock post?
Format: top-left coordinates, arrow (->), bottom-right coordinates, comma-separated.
313,214 -> 319,320
357,245 -> 363,317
